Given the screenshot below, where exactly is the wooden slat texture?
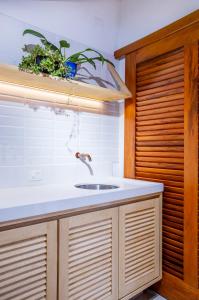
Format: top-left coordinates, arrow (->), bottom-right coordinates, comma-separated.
0,222 -> 57,300
198,43 -> 199,288
119,196 -> 161,299
59,208 -> 118,300
135,48 -> 184,280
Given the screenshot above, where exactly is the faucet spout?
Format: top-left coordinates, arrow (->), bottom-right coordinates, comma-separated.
75,152 -> 93,176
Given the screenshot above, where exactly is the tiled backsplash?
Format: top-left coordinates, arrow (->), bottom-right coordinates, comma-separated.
0,100 -> 120,188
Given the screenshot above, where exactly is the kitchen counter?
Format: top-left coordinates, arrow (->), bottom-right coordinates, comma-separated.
0,177 -> 163,223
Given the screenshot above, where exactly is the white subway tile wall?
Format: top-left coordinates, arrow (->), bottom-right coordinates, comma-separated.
0,100 -> 120,188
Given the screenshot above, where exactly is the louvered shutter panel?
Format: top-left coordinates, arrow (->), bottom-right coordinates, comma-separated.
0,222 -> 57,300
134,48 -> 184,279
59,208 -> 118,300
198,43 -> 199,285
119,196 -> 161,298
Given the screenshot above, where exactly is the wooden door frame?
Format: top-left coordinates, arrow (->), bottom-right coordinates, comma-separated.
124,53 -> 136,178
184,42 -> 198,287
115,10 -> 199,59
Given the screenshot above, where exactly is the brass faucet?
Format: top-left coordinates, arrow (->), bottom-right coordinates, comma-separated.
75,152 -> 92,162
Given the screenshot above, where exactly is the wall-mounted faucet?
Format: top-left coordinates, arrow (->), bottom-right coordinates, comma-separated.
75,152 -> 93,176
75,152 -> 92,162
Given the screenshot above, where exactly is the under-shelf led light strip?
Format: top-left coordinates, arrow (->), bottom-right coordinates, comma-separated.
0,81 -> 105,110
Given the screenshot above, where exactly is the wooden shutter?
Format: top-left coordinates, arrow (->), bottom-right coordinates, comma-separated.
120,10 -> 199,299
134,48 -> 184,279
0,222 -> 57,300
59,208 -> 118,300
198,43 -> 199,285
119,196 -> 161,299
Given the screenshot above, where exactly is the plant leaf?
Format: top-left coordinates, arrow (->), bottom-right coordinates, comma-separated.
67,53 -> 96,69
87,59 -> 96,69
80,54 -> 96,69
23,29 -> 46,40
94,57 -> 115,67
59,40 -> 70,49
104,58 -> 115,67
67,51 -> 83,62
67,48 -> 114,68
78,53 -> 91,60
79,48 -> 114,66
84,48 -> 105,62
78,55 -> 97,69
41,39 -> 60,52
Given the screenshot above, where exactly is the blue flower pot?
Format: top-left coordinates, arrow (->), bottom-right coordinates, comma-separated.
36,55 -> 44,65
65,61 -> 77,78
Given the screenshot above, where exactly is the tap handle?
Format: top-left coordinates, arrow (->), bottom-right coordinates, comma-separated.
75,152 -> 81,159
75,152 -> 92,162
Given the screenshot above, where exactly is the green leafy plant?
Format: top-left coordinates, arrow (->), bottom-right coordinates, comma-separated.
19,44 -> 69,77
19,29 -> 70,77
19,29 -> 115,79
22,29 -> 70,56
66,48 -> 114,69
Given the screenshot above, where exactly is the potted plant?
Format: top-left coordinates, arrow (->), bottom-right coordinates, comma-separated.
19,29 -> 70,78
19,29 -> 114,79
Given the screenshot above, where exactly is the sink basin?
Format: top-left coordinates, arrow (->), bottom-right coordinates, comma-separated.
75,184 -> 119,190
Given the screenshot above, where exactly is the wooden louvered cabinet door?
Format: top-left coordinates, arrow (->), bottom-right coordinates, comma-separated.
119,196 -> 162,299
59,208 -> 118,300
134,48 -> 184,280
0,221 -> 57,300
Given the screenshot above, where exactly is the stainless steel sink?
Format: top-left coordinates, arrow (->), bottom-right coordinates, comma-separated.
75,184 -> 119,190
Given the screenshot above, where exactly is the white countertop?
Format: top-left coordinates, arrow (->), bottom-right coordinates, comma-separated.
0,177 -> 163,223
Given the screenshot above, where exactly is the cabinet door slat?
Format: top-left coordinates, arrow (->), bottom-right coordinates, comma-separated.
0,222 -> 57,300
59,208 -> 118,300
119,196 -> 161,298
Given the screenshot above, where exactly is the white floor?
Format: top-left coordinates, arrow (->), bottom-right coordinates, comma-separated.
133,289 -> 166,300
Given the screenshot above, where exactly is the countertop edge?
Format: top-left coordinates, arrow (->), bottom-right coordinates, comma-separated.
0,190 -> 163,230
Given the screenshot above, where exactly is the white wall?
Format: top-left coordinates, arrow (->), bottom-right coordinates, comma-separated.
117,0 -> 199,49
0,0 -> 121,54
